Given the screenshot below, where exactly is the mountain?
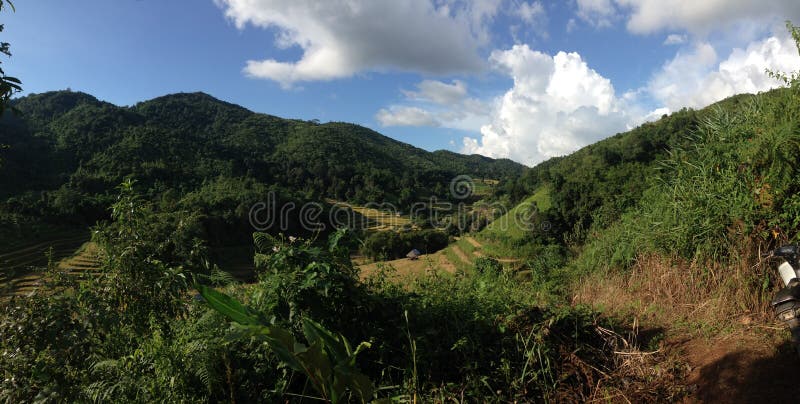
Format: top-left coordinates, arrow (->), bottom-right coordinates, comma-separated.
0,90 -> 525,243
1,91 -> 523,198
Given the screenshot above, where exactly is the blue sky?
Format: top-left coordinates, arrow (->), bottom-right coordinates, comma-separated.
4,1 -> 800,165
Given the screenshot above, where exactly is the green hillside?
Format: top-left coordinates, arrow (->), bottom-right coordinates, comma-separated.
0,91 -> 525,244
1,91 -> 524,200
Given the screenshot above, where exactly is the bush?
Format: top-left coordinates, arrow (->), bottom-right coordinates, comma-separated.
361,229 -> 450,260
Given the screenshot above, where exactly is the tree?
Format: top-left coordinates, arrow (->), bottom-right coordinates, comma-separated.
0,0 -> 20,168
0,0 -> 21,116
767,21 -> 800,88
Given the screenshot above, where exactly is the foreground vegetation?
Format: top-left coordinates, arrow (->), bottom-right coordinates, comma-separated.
0,185 -> 683,402
477,24 -> 800,339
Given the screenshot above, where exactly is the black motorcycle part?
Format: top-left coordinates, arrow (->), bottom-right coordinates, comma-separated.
774,245 -> 800,269
772,281 -> 800,306
775,299 -> 800,358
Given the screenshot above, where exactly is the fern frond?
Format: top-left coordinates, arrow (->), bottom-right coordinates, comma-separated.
210,265 -> 237,286
253,232 -> 276,253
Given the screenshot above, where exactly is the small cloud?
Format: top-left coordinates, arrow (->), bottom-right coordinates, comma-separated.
663,34 -> 687,45
566,18 -> 578,33
376,106 -> 440,127
513,1 -> 549,39
576,0 -> 619,28
637,107 -> 671,125
517,1 -> 544,23
402,79 -> 468,105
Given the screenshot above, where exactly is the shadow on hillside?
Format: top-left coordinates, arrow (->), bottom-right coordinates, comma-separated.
691,341 -> 800,402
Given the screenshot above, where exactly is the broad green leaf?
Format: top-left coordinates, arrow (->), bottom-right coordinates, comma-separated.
198,285 -> 263,326
302,318 -> 348,364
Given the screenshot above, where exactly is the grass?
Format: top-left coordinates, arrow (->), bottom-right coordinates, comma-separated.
482,185 -> 551,242
472,178 -> 498,197
358,249 -> 456,281
328,200 -> 413,232
358,235 -> 489,280
528,184 -> 552,212
455,237 -> 476,256
572,251 -> 770,338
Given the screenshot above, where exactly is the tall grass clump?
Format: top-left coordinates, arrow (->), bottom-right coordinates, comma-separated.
571,25 -> 800,321
584,90 -> 800,258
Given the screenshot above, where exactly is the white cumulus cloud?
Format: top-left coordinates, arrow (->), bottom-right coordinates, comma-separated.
216,0 -> 497,87
648,33 -> 800,111
615,0 -> 800,34
461,45 -> 632,165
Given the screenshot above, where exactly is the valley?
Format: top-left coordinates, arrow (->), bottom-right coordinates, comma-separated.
4,3 -> 800,401
3,81 -> 800,401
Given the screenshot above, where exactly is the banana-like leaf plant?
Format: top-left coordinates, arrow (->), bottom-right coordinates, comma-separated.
198,285 -> 382,403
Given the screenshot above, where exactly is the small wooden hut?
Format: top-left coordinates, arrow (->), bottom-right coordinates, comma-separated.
406,248 -> 421,260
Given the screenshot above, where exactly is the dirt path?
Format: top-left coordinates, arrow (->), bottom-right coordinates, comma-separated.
451,245 -> 471,265
464,236 -> 483,249
461,236 -> 521,262
358,250 -> 456,280
675,331 -> 799,402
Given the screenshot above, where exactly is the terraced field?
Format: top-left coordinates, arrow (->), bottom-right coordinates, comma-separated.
326,200 -> 415,232
0,232 -> 96,297
358,235 -> 519,281
56,242 -> 103,276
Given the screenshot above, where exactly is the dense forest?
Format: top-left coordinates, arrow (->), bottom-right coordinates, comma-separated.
0,90 -> 524,247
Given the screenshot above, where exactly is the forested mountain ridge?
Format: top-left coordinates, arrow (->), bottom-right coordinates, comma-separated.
0,90 -> 525,221
489,90 -> 784,247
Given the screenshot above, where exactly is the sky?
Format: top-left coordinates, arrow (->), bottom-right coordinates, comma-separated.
4,1 -> 800,166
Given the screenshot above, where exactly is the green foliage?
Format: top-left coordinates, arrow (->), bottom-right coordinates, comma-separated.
0,198 -> 639,402
0,291 -> 92,402
0,0 -> 21,117
474,257 -> 503,274
577,86 -> 800,271
93,180 -> 196,322
767,21 -> 800,87
361,229 -> 450,260
199,285 -> 376,403
250,230 -> 368,329
0,90 -> 524,233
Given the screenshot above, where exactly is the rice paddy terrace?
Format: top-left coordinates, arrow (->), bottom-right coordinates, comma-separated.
358,235 -> 520,280
0,231 -> 100,297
